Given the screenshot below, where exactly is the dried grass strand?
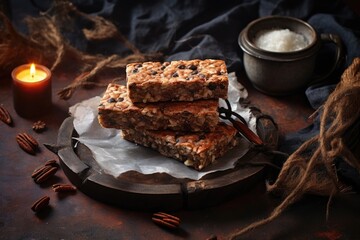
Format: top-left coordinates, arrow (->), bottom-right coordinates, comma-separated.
58,54 -> 118,100
0,0 -> 163,97
0,12 -> 43,73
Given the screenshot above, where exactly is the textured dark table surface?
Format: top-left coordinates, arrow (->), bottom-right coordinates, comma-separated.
1,70 -> 359,240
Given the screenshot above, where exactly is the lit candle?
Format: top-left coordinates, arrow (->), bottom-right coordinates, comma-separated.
12,63 -> 52,118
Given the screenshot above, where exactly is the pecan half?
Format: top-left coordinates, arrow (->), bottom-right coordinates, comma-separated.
16,133 -> 39,155
32,160 -> 58,178
44,159 -> 58,167
152,212 -> 181,229
52,183 -> 77,192
34,166 -> 58,184
31,165 -> 52,179
0,105 -> 12,126
31,196 -> 50,212
32,120 -> 46,133
32,160 -> 59,184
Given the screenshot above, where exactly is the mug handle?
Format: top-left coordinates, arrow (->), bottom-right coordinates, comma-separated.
309,33 -> 345,87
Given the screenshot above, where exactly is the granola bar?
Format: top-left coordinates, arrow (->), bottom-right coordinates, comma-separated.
126,59 -> 228,103
121,122 -> 239,171
98,84 -> 219,132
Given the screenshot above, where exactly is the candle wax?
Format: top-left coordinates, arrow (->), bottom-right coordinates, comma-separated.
16,69 -> 47,82
12,64 -> 52,118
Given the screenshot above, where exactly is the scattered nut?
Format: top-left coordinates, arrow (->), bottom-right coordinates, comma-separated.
31,196 -> 50,212
0,105 -> 12,126
35,167 -> 58,184
31,160 -> 59,184
152,212 -> 181,229
16,133 -> 39,155
32,120 -> 46,133
44,159 -> 58,167
52,183 -> 77,192
31,165 -> 52,179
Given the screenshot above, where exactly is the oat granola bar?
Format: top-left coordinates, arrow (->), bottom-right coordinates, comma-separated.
98,84 -> 219,132
121,122 -> 239,171
126,59 -> 228,103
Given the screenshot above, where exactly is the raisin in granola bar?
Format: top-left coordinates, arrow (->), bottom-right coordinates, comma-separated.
127,59 -> 228,103
121,122 -> 238,170
98,84 -> 219,132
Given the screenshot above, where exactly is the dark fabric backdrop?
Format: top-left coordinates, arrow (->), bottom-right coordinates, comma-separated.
9,0 -> 360,72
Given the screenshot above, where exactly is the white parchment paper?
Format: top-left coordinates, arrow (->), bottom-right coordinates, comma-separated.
69,73 -> 256,180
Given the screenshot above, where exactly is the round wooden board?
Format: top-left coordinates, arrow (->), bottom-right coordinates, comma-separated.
51,109 -> 278,211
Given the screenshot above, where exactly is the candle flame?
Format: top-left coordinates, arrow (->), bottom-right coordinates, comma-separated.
30,63 -> 36,78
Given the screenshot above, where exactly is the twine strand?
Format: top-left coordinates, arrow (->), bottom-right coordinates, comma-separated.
228,58 -> 360,239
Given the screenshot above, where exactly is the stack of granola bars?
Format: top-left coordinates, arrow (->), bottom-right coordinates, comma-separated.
98,59 -> 239,171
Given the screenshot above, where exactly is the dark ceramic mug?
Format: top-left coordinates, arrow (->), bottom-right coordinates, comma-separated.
238,16 -> 344,96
